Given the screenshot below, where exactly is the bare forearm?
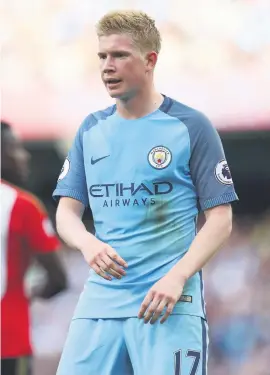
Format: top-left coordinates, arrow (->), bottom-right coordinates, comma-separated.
171,206 -> 232,282
56,209 -> 95,251
55,199 -> 128,281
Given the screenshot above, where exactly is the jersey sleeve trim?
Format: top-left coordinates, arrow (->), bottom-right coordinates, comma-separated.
52,188 -> 89,207
200,191 -> 238,211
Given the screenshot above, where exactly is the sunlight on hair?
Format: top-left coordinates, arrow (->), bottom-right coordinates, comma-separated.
96,10 -> 161,54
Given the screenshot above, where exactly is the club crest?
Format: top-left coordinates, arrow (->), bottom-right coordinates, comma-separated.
148,146 -> 172,169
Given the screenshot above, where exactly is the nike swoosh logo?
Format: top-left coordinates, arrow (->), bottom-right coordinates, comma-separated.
91,155 -> 110,165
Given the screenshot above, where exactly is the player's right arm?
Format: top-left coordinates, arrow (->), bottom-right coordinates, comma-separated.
53,118 -> 127,280
56,196 -> 89,251
56,197 -> 127,280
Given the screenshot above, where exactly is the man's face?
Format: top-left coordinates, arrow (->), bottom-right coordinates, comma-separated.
98,34 -> 150,100
1,128 -> 30,185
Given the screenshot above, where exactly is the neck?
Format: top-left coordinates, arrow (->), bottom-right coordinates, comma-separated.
116,85 -> 163,120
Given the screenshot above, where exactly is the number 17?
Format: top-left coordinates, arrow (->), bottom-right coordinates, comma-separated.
174,349 -> 201,375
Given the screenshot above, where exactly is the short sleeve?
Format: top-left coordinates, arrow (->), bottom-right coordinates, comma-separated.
187,112 -> 239,211
21,195 -> 60,254
52,117 -> 90,207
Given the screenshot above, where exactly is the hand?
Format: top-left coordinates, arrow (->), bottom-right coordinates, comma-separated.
81,236 -> 128,281
138,272 -> 185,324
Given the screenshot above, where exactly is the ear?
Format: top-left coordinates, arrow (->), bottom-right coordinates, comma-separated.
145,51 -> 158,71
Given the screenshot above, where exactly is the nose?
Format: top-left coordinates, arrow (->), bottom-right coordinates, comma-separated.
102,56 -> 116,74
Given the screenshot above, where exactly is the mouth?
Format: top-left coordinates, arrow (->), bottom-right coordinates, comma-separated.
105,78 -> 122,88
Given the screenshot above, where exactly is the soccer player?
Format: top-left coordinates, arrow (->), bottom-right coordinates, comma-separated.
1,121 -> 67,375
53,10 -> 238,375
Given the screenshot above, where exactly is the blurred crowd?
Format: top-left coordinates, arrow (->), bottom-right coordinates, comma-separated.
205,213 -> 270,375
2,0 -> 270,134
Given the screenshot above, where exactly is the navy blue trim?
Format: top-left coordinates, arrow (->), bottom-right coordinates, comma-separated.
201,319 -> 208,375
52,188 -> 89,207
111,104 -> 116,115
159,95 -> 173,114
201,191 -> 238,211
91,105 -> 116,123
77,114 -> 99,145
194,215 -> 198,235
199,270 -> 207,320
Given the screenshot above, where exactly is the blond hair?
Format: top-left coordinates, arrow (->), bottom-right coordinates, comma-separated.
96,10 -> 161,54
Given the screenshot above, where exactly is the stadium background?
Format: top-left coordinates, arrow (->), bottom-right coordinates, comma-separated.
1,0 -> 270,374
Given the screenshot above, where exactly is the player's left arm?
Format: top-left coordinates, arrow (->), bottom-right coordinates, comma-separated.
139,112 -> 238,324
170,112 -> 238,282
170,203 -> 232,283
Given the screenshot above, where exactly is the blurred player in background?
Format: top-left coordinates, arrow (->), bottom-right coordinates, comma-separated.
53,10 -> 238,375
1,121 -> 67,375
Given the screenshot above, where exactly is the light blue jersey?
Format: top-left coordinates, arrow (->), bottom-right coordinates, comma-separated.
53,95 -> 238,320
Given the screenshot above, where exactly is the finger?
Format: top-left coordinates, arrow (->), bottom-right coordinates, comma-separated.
91,264 -> 112,281
138,291 -> 154,319
150,300 -> 168,325
160,302 -> 174,324
108,268 -> 123,279
106,248 -> 128,268
143,297 -> 161,324
96,258 -> 122,279
102,254 -> 126,276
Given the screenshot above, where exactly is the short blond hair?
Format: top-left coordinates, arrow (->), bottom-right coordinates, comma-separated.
96,10 -> 161,54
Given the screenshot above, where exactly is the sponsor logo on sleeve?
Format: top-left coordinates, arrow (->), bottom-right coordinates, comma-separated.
58,158 -> 70,180
215,159 -> 233,185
